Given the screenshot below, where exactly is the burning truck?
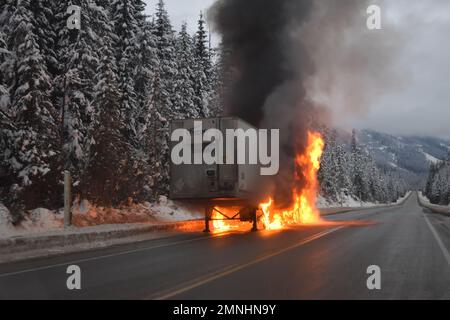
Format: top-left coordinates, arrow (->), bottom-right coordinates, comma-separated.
169,117 -> 325,233
172,0 -> 387,233
169,117 -> 264,233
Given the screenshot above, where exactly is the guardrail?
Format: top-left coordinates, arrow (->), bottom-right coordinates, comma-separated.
417,192 -> 450,216
319,191 -> 412,216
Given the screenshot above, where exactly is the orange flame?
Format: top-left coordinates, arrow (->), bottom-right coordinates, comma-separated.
261,131 -> 325,230
212,210 -> 232,233
211,207 -> 250,233
210,131 -> 325,233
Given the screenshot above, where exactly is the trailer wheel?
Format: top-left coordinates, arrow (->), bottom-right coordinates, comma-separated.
204,206 -> 212,233
251,209 -> 258,232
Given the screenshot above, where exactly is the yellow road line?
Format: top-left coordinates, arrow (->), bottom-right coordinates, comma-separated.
150,226 -> 346,300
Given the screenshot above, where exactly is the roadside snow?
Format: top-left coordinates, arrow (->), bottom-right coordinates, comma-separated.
395,191 -> 412,204
22,208 -> 63,230
1,190 -> 411,239
317,191 -> 411,209
0,196 -> 204,239
0,205 -> 63,238
418,191 -> 449,207
316,194 -> 378,208
418,192 -> 429,204
0,203 -> 13,235
316,195 -> 329,208
148,196 -> 203,222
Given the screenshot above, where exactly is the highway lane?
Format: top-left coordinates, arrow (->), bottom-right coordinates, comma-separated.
0,192 -> 449,300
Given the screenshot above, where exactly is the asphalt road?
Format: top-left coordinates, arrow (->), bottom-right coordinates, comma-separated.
0,192 -> 449,300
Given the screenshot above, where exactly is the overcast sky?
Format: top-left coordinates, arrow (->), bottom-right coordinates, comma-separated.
145,0 -> 450,139
145,0 -> 216,37
358,0 -> 450,139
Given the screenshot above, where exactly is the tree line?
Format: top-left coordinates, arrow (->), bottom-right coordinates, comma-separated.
0,0 -> 408,223
318,129 -> 408,204
0,0 -> 227,220
424,156 -> 450,206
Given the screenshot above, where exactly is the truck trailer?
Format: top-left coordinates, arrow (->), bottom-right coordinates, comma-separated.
169,117 -> 263,232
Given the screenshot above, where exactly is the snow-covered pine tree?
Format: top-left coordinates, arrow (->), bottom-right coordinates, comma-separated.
350,129 -> 366,200
0,15 -> 13,202
0,0 -> 16,31
95,0 -> 111,9
135,19 -> 158,137
193,12 -> 212,117
134,0 -> 147,27
82,4 -> 152,205
54,1 -> 110,185
208,41 -> 232,117
110,0 -> 143,146
0,29 -> 10,109
425,156 -> 450,205
143,0 -> 178,196
0,28 -> 12,201
335,143 -> 353,200
33,0 -> 59,77
153,0 -> 178,120
174,22 -> 198,120
0,2 -> 18,109
5,0 -> 61,213
80,16 -> 130,206
318,128 -> 338,201
425,163 -> 438,200
195,12 -> 212,80
144,71 -> 171,198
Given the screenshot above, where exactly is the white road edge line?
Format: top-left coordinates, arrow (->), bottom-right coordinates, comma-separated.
0,233 -> 228,278
424,214 -> 450,268
150,226 -> 346,300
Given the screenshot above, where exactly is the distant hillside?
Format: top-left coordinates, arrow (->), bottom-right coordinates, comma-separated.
356,130 -> 450,187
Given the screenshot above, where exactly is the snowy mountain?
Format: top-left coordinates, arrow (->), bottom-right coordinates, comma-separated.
356,130 -> 450,186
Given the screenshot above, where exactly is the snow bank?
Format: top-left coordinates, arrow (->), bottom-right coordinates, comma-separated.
395,191 -> 412,205
316,194 -> 379,209
73,199 -> 92,215
316,195 -> 331,208
317,192 -> 411,209
71,199 -> 155,227
0,193 -> 205,239
417,191 -> 448,207
418,192 -> 431,204
21,208 -> 63,230
148,196 -> 203,222
0,203 -> 13,235
0,205 -> 63,238
71,197 -> 203,227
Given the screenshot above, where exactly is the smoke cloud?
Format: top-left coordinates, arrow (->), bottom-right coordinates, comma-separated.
208,0 -> 404,207
302,0 -> 406,124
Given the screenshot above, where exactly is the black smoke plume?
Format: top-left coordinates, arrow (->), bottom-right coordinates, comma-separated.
209,0 -> 314,127
209,0 -> 317,207
208,0 -> 403,207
